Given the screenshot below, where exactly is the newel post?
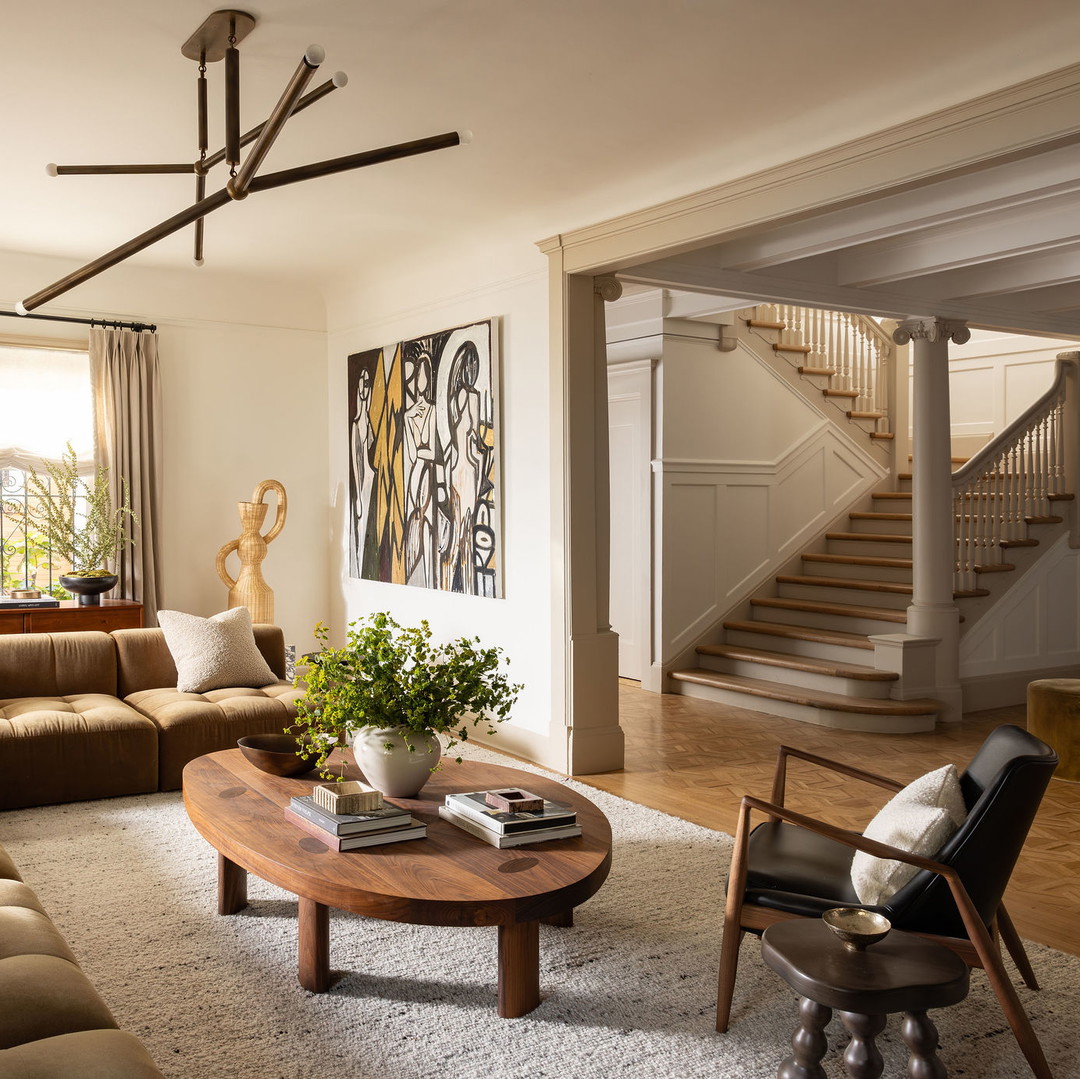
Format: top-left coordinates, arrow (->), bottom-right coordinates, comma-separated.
1059,351 -> 1080,548
892,317 -> 969,723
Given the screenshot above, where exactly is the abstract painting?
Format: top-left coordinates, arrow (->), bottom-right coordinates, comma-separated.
347,318 -> 501,597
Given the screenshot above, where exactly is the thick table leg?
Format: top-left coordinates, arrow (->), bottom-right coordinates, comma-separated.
217,854 -> 247,915
838,1011 -> 887,1079
542,909 -> 573,928
778,996 -> 832,1079
498,919 -> 540,1018
901,1011 -> 948,1079
298,897 -> 330,993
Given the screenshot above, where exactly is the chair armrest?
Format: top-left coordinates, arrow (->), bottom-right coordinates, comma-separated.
770,744 -> 904,806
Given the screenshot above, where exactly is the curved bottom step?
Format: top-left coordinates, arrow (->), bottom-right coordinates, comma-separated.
670,668 -> 940,733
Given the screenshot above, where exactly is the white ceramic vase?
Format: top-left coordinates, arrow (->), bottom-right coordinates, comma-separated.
351,726 -> 442,797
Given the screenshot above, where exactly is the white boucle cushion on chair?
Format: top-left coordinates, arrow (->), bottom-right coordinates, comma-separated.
849,764 -> 967,905
158,607 -> 277,694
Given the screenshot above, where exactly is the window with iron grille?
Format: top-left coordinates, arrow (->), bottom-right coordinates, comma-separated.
0,342 -> 93,596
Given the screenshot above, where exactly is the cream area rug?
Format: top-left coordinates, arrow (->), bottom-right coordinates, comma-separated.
3,748 -> 1078,1079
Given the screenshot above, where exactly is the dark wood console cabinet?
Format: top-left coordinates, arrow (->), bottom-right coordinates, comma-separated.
0,599 -> 143,635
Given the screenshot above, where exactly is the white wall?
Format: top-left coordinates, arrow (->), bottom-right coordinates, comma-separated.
323,255 -> 562,768
0,250 -> 330,651
655,329 -> 884,672
907,329 -> 1071,457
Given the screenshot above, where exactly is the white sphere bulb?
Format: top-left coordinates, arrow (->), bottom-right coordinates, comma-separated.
332,70 -> 348,88
458,129 -> 474,145
15,300 -> 28,316
45,163 -> 58,177
193,257 -> 205,268
305,44 -> 325,66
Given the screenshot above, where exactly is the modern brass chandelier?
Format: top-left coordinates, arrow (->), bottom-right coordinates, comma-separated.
16,9 -> 463,315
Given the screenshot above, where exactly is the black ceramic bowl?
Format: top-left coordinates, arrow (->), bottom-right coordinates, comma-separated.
237,734 -> 313,777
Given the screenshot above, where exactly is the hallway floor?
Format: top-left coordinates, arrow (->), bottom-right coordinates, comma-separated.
572,682 -> 1080,957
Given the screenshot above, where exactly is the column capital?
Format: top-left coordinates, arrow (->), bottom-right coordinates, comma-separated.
892,316 -> 970,346
594,275 -> 623,303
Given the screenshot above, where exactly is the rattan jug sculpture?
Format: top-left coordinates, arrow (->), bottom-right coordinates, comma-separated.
216,479 -> 287,624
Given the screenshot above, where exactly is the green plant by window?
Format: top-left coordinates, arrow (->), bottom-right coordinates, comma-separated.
0,445 -> 137,575
287,611 -> 522,782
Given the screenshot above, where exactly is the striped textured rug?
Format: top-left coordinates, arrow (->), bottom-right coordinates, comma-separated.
3,749 -> 1077,1079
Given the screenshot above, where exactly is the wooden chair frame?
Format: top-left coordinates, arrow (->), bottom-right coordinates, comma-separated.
716,744 -> 1053,1079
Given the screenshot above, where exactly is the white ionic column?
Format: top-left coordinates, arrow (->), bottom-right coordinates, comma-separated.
892,317 -> 969,723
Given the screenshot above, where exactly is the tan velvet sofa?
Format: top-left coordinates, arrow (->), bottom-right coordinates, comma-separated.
0,839 -> 165,1077
0,625 -> 302,810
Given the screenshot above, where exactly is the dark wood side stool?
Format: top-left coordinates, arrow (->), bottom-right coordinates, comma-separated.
761,919 -> 969,1079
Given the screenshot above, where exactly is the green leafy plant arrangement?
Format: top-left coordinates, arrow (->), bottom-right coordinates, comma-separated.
0,445 -> 137,575
287,611 -> 523,782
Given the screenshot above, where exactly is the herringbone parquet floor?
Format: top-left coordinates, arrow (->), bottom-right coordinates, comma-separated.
572,683 -> 1080,957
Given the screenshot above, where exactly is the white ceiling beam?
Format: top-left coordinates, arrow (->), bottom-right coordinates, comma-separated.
863,246 -> 1080,301
834,194 -> 1080,287
979,282 -> 1080,315
618,257 -> 1080,339
714,144 -> 1080,272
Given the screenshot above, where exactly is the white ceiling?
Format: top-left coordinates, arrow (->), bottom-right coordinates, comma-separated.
5,0 -> 1080,325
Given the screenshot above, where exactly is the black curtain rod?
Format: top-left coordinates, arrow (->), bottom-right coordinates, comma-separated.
0,309 -> 155,333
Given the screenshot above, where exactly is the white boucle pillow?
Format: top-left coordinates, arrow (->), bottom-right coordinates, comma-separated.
891,763 -> 967,828
849,763 -> 967,906
158,607 -> 277,694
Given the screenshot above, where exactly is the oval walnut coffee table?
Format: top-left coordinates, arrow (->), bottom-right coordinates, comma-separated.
183,749 -> 612,1017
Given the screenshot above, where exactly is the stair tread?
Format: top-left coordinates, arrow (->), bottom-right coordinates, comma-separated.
1026,515 -> 1064,524
774,343 -> 813,354
696,643 -> 898,681
827,531 -> 913,544
973,562 -> 1017,573
1000,538 -> 1040,548
723,619 -> 874,650
777,574 -> 912,595
669,669 -> 940,716
847,410 -> 885,419
798,366 -> 836,376
1049,492 -> 1075,501
747,318 -> 786,330
823,388 -> 861,398
850,511 -> 913,522
872,492 -> 912,500
869,432 -> 895,440
752,596 -> 908,622
804,553 -> 913,569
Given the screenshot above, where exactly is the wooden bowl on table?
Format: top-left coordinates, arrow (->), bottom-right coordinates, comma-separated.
237,734 -> 313,777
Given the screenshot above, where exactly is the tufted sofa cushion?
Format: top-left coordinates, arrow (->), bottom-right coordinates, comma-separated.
0,693 -> 159,811
126,682 -> 304,790
0,839 -> 165,1077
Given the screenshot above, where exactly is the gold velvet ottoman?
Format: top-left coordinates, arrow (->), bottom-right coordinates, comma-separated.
1027,678 -> 1080,782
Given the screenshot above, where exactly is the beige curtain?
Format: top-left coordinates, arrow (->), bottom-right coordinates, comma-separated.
89,327 -> 163,626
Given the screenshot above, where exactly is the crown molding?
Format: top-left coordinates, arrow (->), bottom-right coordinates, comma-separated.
538,62 -> 1080,276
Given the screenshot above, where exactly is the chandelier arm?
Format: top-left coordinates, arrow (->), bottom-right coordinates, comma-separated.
227,46 -> 323,200
51,164 -> 196,176
201,74 -> 346,173
193,172 -> 207,265
225,42 -> 240,171
248,132 -> 462,194
18,188 -> 233,314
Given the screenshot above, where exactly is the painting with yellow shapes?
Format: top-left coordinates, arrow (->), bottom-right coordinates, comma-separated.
347,318 -> 501,597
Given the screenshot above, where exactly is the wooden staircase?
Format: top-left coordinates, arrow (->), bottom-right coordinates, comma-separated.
669,469 -> 1072,732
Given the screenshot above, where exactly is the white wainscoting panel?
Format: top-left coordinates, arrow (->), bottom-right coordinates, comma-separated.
960,533 -> 1080,679
658,422 -> 883,662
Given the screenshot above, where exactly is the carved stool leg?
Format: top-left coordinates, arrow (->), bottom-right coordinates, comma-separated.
902,1011 -> 948,1079
778,996 -> 832,1079
837,1011 -> 886,1079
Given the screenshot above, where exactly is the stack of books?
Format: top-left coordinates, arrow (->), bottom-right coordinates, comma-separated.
438,789 -> 582,847
284,794 -> 426,850
0,595 -> 59,609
